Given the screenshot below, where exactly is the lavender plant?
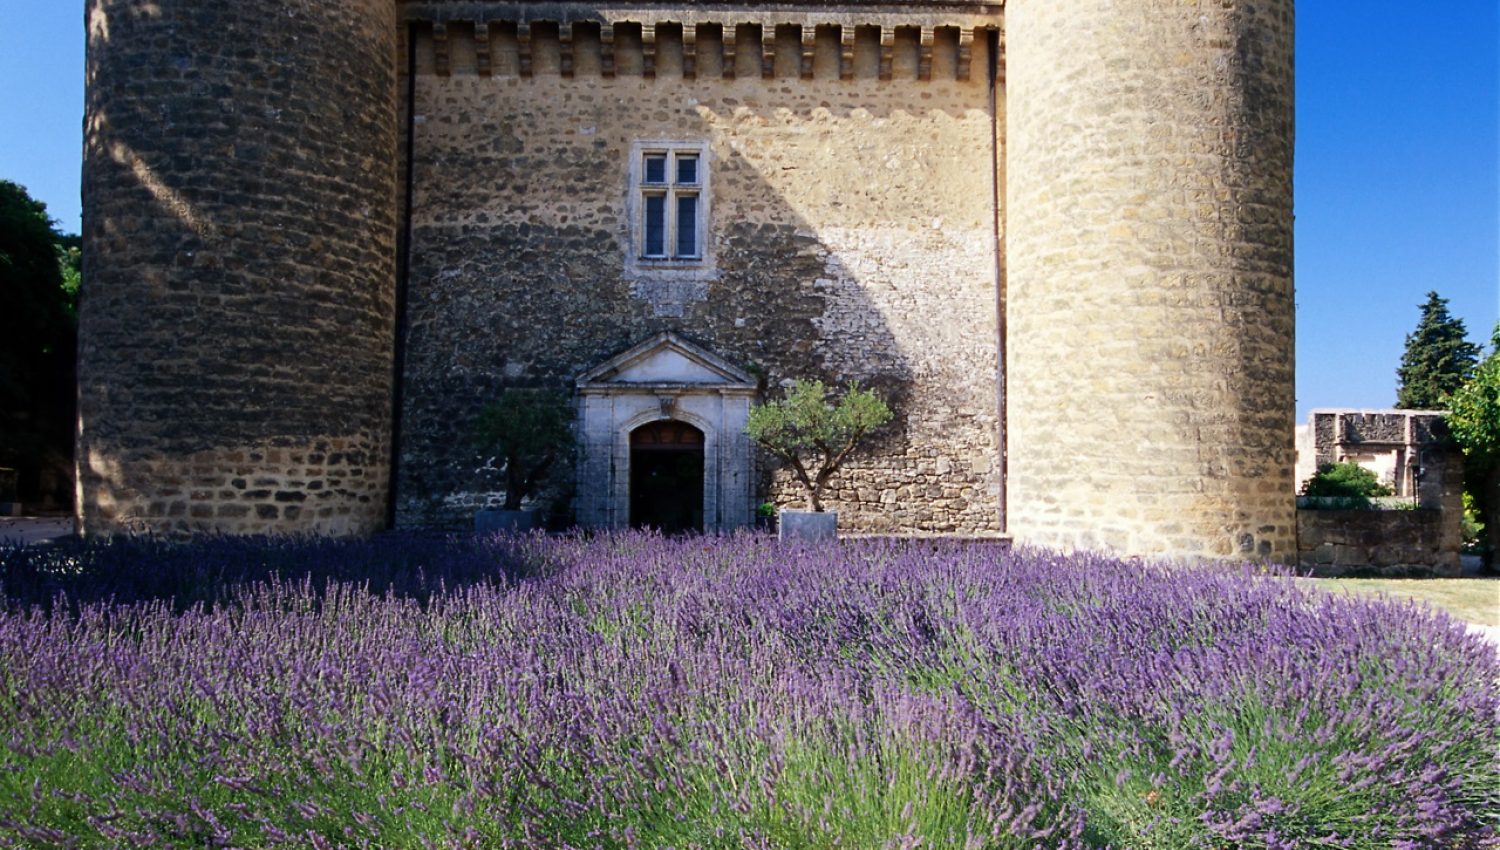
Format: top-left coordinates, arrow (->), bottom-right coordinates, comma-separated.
0,534 -> 1494,848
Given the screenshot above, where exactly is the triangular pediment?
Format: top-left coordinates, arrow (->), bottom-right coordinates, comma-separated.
577,332 -> 757,390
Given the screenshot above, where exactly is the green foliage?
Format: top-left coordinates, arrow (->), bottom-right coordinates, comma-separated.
56,233 -> 80,317
0,180 -> 77,482
1395,291 -> 1480,409
1461,491 -> 1485,553
1301,462 -> 1394,500
1449,324 -> 1500,565
1448,324 -> 1500,468
473,389 -> 575,511
745,379 -> 892,512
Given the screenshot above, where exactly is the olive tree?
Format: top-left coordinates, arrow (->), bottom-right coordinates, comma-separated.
745,379 -> 892,512
473,389 -> 574,511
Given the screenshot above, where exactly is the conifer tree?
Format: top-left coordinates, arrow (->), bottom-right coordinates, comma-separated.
1395,291 -> 1480,409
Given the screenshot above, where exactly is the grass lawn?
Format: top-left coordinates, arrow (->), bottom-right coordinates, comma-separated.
1309,576 -> 1500,627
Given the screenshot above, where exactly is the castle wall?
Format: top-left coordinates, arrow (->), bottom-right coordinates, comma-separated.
78,0 -> 400,535
1004,0 -> 1297,559
395,18 -> 1004,533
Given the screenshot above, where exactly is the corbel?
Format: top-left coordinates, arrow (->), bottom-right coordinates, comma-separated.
761,23 -> 775,79
995,28 -> 1007,83
839,25 -> 855,81
559,22 -> 574,77
800,25 -> 816,80
722,24 -> 737,80
918,26 -> 934,81
641,22 -> 657,79
600,23 -> 616,78
956,27 -> 974,82
474,21 -> 492,76
431,21 -> 451,77
879,26 -> 894,82
682,23 -> 697,79
516,22 -> 533,77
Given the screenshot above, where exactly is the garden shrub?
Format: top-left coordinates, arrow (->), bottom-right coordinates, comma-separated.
1300,461 -> 1395,506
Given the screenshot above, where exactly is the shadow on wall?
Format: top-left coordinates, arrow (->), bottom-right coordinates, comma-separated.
79,0 -> 399,535
394,18 -> 1003,534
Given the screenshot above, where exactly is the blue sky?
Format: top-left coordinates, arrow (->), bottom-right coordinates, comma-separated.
2,2 -> 1495,421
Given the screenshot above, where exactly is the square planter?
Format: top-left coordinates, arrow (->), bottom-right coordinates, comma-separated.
778,509 -> 837,543
475,509 -> 540,534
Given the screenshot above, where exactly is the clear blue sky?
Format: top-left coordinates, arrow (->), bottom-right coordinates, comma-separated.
2,2 -> 1496,421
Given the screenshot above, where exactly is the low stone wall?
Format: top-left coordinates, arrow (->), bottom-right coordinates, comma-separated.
1296,509 -> 1460,577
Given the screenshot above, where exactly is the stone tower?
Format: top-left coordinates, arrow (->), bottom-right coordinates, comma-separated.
1004,0 -> 1297,559
78,0 -> 400,535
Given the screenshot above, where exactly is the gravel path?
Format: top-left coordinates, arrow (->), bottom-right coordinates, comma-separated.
1467,624 -> 1500,646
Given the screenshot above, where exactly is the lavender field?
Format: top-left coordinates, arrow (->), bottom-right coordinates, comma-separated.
1,533 -> 1496,849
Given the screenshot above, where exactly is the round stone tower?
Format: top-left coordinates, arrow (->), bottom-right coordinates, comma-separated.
78,0 -> 400,535
1004,0 -> 1296,559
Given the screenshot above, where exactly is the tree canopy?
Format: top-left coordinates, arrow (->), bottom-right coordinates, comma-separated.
1448,324 -> 1500,566
0,180 -> 77,488
473,388 -> 575,511
1395,291 -> 1480,409
745,379 -> 892,512
1448,324 -> 1500,468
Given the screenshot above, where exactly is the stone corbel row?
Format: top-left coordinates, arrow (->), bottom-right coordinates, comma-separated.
420,21 -> 991,83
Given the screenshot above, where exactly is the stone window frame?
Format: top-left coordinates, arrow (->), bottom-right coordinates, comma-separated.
624,139 -> 716,281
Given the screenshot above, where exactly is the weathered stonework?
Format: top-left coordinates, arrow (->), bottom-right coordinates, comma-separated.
395,11 -> 1004,534
1294,410 -> 1464,576
1005,0 -> 1297,559
78,0 -> 400,535
80,436 -> 388,537
80,0 -> 1301,560
1296,510 -> 1461,578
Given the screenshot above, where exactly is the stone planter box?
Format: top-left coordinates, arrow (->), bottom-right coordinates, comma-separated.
779,509 -> 837,543
475,509 -> 540,534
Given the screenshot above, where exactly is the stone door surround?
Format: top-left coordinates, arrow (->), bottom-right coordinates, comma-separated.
575,332 -> 757,530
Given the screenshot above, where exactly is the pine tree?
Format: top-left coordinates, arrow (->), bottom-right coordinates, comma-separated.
1395,291 -> 1480,409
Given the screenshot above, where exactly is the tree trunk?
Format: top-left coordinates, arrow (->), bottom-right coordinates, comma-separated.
504,455 -> 524,511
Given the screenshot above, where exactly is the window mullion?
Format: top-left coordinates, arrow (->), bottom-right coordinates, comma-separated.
672,188 -> 684,260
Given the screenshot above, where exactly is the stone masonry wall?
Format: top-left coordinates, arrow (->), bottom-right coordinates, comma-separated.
1296,410 -> 1464,576
1297,511 -> 1460,578
396,16 -> 1003,533
1005,0 -> 1297,560
79,0 -> 400,536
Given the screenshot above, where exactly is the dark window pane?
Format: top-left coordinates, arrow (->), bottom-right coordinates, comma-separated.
676,194 -> 699,257
676,155 -> 699,185
644,155 -> 667,184
644,195 -> 666,256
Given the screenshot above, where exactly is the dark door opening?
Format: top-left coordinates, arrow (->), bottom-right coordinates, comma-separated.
630,420 -> 704,534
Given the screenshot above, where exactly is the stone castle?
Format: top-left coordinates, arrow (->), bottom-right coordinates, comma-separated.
78,0 -> 1296,560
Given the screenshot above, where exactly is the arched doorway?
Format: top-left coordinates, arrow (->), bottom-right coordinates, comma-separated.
630,420 -> 705,533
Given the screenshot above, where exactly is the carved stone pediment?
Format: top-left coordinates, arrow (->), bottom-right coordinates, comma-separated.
577,331 -> 757,392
